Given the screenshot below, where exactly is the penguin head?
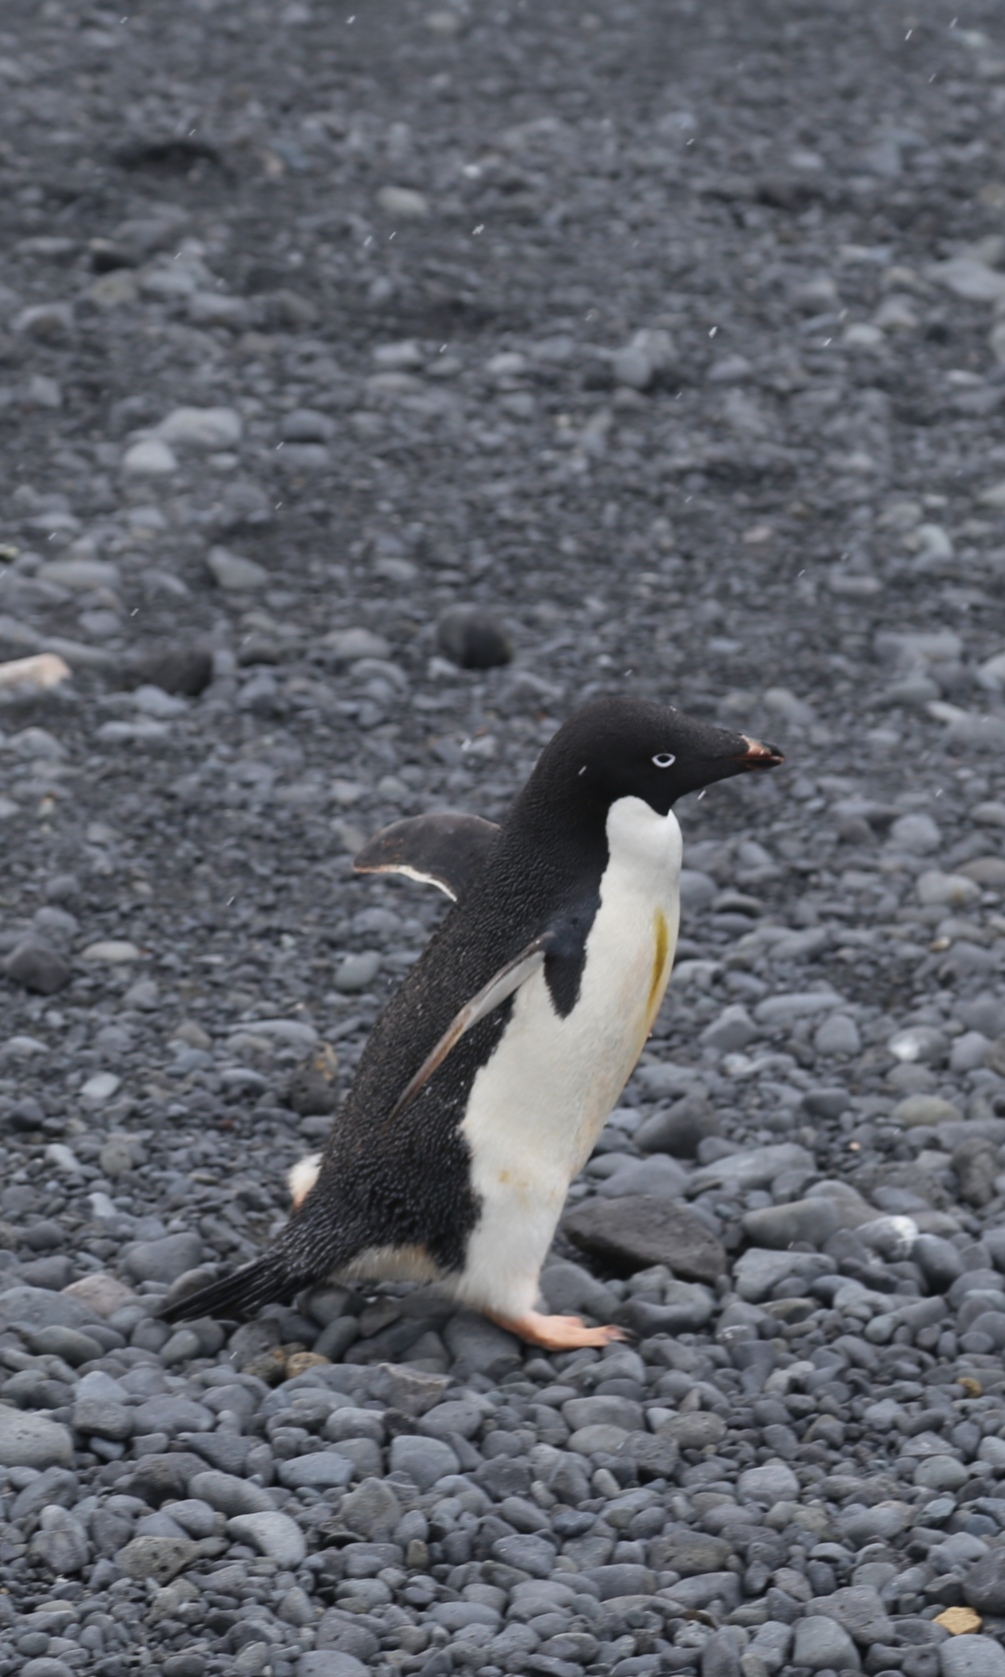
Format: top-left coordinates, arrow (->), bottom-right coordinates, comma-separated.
528,696 -> 783,819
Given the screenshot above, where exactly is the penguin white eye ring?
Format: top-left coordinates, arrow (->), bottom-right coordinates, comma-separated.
652,752 -> 676,767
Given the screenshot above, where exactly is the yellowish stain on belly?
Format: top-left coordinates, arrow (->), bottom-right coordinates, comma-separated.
646,908 -> 671,1029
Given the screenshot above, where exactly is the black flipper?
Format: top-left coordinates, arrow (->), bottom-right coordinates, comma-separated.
388,933 -> 553,1120
353,812 -> 499,902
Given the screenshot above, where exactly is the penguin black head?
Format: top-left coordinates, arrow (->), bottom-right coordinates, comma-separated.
524,695 -> 784,820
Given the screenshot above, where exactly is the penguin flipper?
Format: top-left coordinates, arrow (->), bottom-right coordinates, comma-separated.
353,812 -> 500,901
389,933 -> 553,1120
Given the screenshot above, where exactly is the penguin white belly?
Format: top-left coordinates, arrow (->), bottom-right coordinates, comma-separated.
454,797 -> 682,1317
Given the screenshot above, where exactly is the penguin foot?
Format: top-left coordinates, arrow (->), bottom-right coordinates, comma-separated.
486,1310 -> 627,1350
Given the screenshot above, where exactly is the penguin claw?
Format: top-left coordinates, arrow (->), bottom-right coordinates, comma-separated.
486,1310 -> 628,1350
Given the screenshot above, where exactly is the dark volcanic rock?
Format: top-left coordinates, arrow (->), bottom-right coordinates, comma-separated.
563,1195 -> 727,1282
284,1044 -> 340,1116
4,938 -> 71,995
963,1550 -> 1005,1616
635,1091 -> 721,1157
436,605 -> 513,670
127,645 -> 214,697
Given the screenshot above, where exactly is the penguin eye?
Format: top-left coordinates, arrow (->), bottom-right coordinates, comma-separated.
652,752 -> 676,768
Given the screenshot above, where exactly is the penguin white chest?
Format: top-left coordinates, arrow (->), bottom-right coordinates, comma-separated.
455,798 -> 682,1316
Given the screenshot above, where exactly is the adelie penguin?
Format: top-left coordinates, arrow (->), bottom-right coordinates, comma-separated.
164,696 -> 782,1350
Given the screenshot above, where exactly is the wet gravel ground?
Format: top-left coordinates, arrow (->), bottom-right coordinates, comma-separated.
5,0 -> 1005,1672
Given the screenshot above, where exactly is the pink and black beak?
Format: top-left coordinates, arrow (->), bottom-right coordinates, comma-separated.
737,734 -> 785,770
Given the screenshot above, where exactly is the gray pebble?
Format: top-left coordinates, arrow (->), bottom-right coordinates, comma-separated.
737,1462 -> 800,1503
29,1507 -> 90,1574
742,1198 -> 840,1249
226,1511 -> 307,1566
298,1654 -> 370,1677
189,1470 -> 277,1516
3,938 -> 71,995
963,1549 -> 1005,1616
597,1154 -> 689,1199
635,1092 -> 720,1158
491,1531 -> 557,1577
0,1408 -> 73,1469
691,1142 -> 814,1192
701,1003 -> 759,1052
940,1638 -> 1005,1677
122,1232 -> 204,1284
206,546 -> 269,592
333,951 -> 382,992
792,1614 -> 861,1671
116,1534 -> 200,1583
388,1433 -> 459,1489
340,1477 -> 401,1539
278,1451 -> 354,1489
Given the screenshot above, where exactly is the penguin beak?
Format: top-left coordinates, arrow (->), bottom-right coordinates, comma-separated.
736,734 -> 785,769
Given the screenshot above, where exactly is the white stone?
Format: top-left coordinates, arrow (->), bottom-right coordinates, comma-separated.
934,256 -> 1005,303
80,940 -> 142,963
843,322 -> 885,349
123,438 -> 178,477
43,1143 -> 82,1174
0,653 -> 71,693
37,558 -> 121,591
916,871 -> 981,908
377,185 -> 430,219
206,547 -> 269,591
888,812 -> 941,853
2,1035 -> 48,1056
132,686 -> 189,719
157,405 -> 243,450
81,1071 -> 122,1107
226,1512 -> 306,1567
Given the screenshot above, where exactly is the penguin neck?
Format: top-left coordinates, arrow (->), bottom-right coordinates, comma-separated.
605,794 -> 682,866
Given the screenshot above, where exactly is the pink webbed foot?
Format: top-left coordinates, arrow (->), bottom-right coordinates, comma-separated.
485,1309 -> 627,1351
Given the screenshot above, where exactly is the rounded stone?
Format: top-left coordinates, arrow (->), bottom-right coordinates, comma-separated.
122,1232 -> 204,1284
278,1452 -> 354,1490
893,1095 -> 962,1127
0,1407 -> 73,1469
889,813 -> 941,853
4,939 -> 71,995
940,1636 -> 1005,1677
116,1535 -> 200,1583
189,1472 -> 276,1517
123,438 -> 178,476
737,1462 -> 800,1503
914,1455 -> 969,1492
226,1512 -> 307,1567
916,871 -> 981,908
963,1549 -> 1005,1616
333,951 -> 381,993
388,1434 -> 458,1490
298,1655 -> 370,1677
157,405 -> 243,450
436,605 -> 513,670
206,546 -> 269,592
814,1012 -> 861,1057
376,185 -> 430,219
792,1614 -> 861,1671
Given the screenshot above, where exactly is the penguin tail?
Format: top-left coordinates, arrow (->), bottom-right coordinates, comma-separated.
159,1250 -> 301,1325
